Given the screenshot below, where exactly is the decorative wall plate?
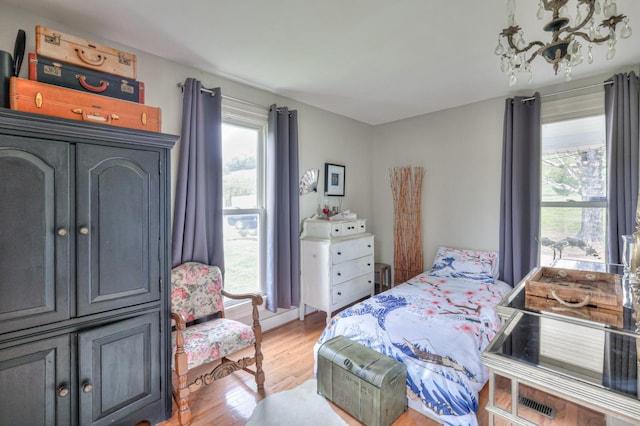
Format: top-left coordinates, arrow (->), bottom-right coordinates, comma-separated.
299,168 -> 319,195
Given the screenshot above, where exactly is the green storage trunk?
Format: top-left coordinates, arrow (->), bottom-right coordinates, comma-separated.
317,336 -> 407,426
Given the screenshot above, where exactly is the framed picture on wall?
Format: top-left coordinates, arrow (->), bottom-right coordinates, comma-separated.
324,163 -> 345,196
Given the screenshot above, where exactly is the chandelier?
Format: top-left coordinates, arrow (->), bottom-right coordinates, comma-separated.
495,0 -> 632,86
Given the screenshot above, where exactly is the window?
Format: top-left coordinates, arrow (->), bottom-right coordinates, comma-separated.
539,114 -> 607,265
221,100 -> 268,299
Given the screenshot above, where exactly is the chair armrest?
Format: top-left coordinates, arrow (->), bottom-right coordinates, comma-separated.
221,290 -> 263,307
170,312 -> 186,330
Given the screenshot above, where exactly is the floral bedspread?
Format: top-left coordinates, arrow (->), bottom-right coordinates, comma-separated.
315,272 -> 511,426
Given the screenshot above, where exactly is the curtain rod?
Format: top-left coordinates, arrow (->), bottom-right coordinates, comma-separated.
176,82 -> 267,109
521,80 -> 615,103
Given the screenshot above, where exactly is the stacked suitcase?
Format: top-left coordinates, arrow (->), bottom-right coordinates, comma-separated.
10,25 -> 161,132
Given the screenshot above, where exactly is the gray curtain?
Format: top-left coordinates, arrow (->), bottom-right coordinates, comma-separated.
499,93 -> 541,286
171,78 -> 225,271
265,105 -> 300,312
605,71 -> 639,264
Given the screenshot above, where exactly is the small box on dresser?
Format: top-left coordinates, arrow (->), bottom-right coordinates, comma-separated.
317,336 -> 407,426
299,217 -> 374,323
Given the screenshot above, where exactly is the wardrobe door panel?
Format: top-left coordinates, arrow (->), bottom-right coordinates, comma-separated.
0,137 -> 71,333
0,335 -> 71,426
78,313 -> 160,426
76,144 -> 160,315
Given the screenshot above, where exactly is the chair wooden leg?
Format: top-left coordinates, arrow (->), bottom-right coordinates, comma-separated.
174,330 -> 192,426
252,303 -> 265,391
255,342 -> 265,391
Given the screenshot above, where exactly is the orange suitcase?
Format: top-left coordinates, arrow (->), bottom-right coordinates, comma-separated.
10,77 -> 160,132
36,25 -> 137,80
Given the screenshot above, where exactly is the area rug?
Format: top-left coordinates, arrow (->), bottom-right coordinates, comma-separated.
245,379 -> 348,426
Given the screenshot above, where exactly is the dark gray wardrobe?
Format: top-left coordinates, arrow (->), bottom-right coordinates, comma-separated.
0,109 -> 177,426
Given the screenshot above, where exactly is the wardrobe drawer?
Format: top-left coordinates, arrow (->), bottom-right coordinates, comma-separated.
331,236 -> 374,264
331,274 -> 374,309
331,255 -> 374,285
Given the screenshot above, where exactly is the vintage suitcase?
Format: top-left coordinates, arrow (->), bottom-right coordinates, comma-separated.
10,77 -> 160,132
317,336 -> 407,426
525,266 -> 622,310
36,25 -> 137,79
28,53 -> 144,103
524,266 -> 623,327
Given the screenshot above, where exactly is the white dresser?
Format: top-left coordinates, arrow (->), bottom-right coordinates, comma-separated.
299,218 -> 375,323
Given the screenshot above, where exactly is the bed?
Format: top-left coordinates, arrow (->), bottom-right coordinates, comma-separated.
314,247 -> 512,426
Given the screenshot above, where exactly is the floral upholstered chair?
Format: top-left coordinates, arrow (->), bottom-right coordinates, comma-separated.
171,262 -> 264,426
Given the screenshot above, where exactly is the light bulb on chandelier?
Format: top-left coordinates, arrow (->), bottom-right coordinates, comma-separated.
495,0 -> 632,86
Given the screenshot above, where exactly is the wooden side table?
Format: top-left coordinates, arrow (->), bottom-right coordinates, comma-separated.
374,263 -> 391,294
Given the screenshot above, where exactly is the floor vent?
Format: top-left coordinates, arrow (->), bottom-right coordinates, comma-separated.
519,395 -> 557,419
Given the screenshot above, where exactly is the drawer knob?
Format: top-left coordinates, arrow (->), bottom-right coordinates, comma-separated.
367,263 -> 371,266
367,244 -> 371,248
337,251 -> 342,255
79,226 -> 90,235
337,272 -> 341,276
82,383 -> 93,393
337,291 -> 342,296
58,386 -> 69,397
57,227 -> 68,237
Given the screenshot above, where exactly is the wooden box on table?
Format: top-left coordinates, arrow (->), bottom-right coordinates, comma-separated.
525,266 -> 623,327
317,336 -> 407,426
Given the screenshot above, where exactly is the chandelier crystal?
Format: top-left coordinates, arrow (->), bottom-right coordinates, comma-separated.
495,0 -> 632,86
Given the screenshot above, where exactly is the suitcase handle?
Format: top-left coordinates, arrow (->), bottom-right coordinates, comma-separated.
72,108 -> 119,124
75,48 -> 106,66
76,75 -> 109,93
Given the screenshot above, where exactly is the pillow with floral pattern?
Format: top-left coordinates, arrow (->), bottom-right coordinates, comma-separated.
428,246 -> 499,283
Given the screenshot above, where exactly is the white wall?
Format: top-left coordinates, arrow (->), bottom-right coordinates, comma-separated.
371,97 -> 505,274
0,4 -> 374,328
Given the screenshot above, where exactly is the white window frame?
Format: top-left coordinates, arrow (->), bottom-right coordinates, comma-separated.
221,98 -> 269,300
539,91 -> 607,264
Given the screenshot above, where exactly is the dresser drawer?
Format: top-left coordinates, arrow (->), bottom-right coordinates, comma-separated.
331,255 -> 374,285
302,218 -> 366,238
331,236 -> 374,264
331,274 -> 373,309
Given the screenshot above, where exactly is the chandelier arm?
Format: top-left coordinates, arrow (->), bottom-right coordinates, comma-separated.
570,30 -> 611,44
505,34 -> 546,55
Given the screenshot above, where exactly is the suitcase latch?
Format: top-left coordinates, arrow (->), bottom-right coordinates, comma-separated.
118,52 -> 131,66
44,33 -> 61,46
120,81 -> 134,94
44,64 -> 62,77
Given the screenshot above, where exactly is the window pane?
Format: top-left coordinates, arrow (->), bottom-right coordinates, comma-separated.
221,121 -> 263,296
222,124 -> 258,209
223,213 -> 260,295
541,116 -> 606,203
539,207 -> 606,266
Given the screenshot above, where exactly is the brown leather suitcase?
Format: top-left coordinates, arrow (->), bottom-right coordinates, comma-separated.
10,77 -> 160,132
36,25 -> 137,79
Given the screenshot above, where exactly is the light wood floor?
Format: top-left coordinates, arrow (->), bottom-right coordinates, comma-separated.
159,311 -> 606,426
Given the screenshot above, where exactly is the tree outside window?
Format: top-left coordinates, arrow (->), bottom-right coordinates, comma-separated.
539,115 -> 606,265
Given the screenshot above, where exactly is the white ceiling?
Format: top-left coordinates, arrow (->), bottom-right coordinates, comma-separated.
3,0 -> 640,125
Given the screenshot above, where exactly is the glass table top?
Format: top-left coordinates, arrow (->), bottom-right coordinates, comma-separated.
487,309 -> 639,400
